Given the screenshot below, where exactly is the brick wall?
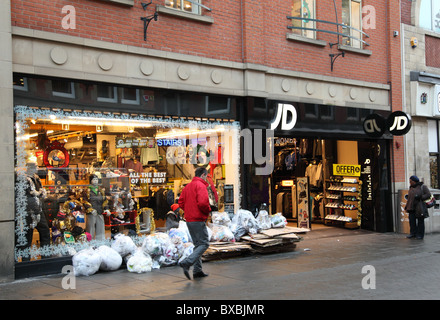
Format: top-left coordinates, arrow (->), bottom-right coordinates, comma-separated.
425,35 -> 440,68
11,0 -> 399,85
401,0 -> 412,25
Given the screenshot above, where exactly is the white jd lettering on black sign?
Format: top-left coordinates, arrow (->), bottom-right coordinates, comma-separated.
363,111 -> 411,137
270,103 -> 297,131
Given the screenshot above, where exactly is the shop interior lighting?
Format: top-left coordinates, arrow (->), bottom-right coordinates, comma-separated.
50,118 -> 152,128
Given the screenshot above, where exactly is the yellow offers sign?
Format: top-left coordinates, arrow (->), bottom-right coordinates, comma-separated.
333,164 -> 361,177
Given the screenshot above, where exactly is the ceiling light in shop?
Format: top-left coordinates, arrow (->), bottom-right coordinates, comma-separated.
51,118 -> 151,128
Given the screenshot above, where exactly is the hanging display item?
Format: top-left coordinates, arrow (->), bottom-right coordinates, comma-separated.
43,140 -> 70,169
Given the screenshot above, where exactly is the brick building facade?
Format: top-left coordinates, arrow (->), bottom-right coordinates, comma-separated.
1,0 -> 406,281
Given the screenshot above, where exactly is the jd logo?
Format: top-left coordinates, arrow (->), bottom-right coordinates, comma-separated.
387,111 -> 412,136
363,111 -> 411,137
270,103 -> 297,131
363,114 -> 386,138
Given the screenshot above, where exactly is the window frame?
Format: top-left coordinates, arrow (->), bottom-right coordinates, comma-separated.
97,85 -> 118,103
419,0 -> 440,33
52,80 -> 75,99
342,0 -> 363,49
291,0 -> 317,40
165,0 -> 201,15
121,88 -> 140,105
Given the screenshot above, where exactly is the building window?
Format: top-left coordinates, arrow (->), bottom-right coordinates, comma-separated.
165,0 -> 201,14
342,0 -> 362,48
205,96 -> 231,115
13,75 -> 28,92
121,88 -> 140,105
52,80 -> 75,98
419,0 -> 440,33
291,0 -> 316,39
97,85 -> 117,103
304,104 -> 318,119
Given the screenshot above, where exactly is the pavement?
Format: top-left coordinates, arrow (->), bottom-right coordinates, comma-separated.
1,225 -> 440,306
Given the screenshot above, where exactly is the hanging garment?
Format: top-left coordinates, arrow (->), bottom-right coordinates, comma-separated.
140,142 -> 159,165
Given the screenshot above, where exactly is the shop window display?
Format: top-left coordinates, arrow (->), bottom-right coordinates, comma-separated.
14,105 -> 240,262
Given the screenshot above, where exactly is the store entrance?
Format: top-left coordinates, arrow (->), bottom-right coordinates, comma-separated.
268,137 -> 388,232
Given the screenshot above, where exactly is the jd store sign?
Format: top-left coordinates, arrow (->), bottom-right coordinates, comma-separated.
363,111 -> 412,137
270,103 -> 412,137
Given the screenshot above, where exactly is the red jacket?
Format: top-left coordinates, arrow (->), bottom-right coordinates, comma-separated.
178,176 -> 212,222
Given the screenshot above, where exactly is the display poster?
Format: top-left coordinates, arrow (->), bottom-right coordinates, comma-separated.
333,164 -> 361,177
296,177 -> 310,229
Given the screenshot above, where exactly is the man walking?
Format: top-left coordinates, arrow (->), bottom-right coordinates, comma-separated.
178,167 -> 213,279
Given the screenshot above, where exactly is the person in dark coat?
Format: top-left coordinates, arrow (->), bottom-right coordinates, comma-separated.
177,167 -> 212,280
405,175 -> 431,239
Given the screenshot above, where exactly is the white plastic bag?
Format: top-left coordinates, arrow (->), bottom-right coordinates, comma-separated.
72,248 -> 102,276
141,232 -> 171,257
126,249 -> 153,273
211,211 -> 231,226
178,242 -> 194,263
270,212 -> 287,228
230,209 -> 261,240
177,220 -> 193,243
96,245 -> 122,271
111,233 -> 137,257
208,223 -> 235,242
169,227 -> 189,243
257,210 -> 271,230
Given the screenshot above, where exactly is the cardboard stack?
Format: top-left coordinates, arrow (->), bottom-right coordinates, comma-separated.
202,226 -> 308,260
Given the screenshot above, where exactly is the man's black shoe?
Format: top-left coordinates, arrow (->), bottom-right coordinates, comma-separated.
193,271 -> 209,279
406,234 -> 415,239
179,262 -> 191,280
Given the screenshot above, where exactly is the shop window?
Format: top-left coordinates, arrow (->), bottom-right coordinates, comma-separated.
165,0 -> 201,14
342,0 -> 362,49
52,80 -> 75,99
428,119 -> 440,188
121,88 -> 140,105
97,85 -> 117,103
14,105 -> 240,263
290,0 -> 316,39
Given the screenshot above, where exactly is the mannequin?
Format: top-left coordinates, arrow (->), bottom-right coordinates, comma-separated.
82,174 -> 110,240
16,162 -> 50,259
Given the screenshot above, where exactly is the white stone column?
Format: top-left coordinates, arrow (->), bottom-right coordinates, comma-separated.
0,0 -> 15,283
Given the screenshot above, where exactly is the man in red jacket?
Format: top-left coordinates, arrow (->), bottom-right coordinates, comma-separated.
178,167 -> 212,279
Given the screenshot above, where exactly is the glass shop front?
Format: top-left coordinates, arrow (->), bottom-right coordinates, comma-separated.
13,74 -> 241,277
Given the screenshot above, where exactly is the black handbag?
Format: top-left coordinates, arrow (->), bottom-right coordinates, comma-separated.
415,200 -> 429,219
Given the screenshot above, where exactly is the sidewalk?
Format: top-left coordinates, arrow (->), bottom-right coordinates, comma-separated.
1,226 -> 440,301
